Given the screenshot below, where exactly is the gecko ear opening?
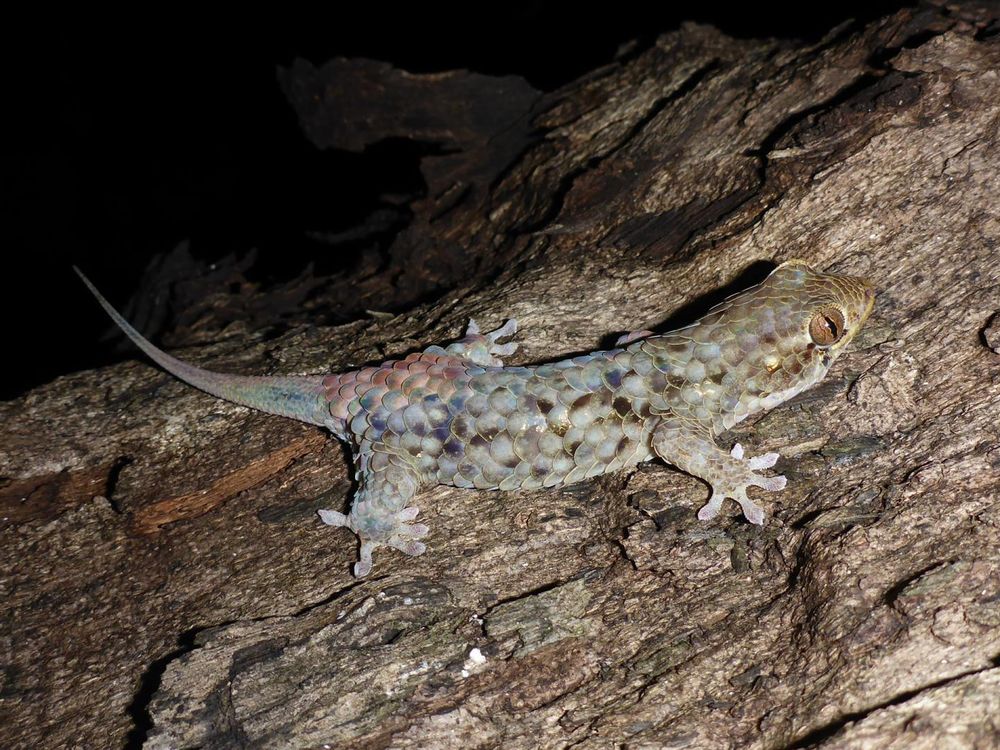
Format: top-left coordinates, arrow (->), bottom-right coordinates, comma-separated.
809,307 -> 846,346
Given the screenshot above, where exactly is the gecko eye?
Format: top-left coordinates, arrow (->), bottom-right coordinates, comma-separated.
809,307 -> 847,346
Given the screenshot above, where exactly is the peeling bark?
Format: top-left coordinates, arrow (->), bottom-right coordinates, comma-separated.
3,4 -> 1000,748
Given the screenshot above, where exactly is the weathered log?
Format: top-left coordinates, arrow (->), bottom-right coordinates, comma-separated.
3,4 -> 999,747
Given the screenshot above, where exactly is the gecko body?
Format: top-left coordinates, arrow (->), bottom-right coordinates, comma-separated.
77,260 -> 874,575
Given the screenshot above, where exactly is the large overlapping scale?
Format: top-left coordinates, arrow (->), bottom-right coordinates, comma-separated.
320,348 -> 659,491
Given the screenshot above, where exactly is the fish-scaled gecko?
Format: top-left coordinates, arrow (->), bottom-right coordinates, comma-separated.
77,260 -> 874,576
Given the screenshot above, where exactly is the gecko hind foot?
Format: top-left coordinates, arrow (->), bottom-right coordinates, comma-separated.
352,531 -> 427,576
318,505 -> 429,576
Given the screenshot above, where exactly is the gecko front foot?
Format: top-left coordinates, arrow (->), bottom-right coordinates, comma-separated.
696,443 -> 787,525
318,505 -> 429,577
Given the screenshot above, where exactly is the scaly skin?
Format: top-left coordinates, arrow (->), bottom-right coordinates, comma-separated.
77,260 -> 875,576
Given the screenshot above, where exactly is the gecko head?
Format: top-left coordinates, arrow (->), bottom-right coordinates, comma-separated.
763,258 -> 875,364
640,258 -> 875,429
696,258 -> 876,425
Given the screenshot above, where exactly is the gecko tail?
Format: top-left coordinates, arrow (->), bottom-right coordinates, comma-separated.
75,267 -> 334,428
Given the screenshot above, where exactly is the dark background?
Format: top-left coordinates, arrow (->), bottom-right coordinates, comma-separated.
4,2 -> 913,400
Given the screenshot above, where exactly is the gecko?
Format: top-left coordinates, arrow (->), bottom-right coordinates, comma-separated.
76,260 -> 874,576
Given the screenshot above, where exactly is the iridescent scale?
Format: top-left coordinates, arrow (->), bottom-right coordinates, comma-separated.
322,349 -> 657,494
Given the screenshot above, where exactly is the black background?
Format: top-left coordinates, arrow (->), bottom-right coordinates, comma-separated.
4,3 -> 912,399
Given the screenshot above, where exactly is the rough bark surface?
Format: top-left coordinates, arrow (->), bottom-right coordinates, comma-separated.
4,4 -> 1000,748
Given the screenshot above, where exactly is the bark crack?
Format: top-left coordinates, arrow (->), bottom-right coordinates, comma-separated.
784,663 -> 1000,749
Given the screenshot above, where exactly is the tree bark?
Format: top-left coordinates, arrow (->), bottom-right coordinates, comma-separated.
4,4 -> 1000,748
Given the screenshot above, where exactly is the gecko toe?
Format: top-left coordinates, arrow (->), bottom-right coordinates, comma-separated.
318,509 -> 349,527
398,506 -> 420,522
400,522 -> 429,538
736,492 -> 766,525
751,474 -> 786,492
353,540 -> 376,577
395,507 -> 427,537
488,318 -> 518,341
354,561 -> 371,577
387,517 -> 429,556
391,539 -> 427,556
748,452 -> 780,470
697,492 -> 725,521
486,319 -> 519,360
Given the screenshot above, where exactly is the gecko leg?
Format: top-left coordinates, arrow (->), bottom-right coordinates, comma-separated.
317,450 -> 428,576
438,318 -> 519,366
651,423 -> 786,525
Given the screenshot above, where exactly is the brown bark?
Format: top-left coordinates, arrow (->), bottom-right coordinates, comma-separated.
3,4 -> 1000,748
